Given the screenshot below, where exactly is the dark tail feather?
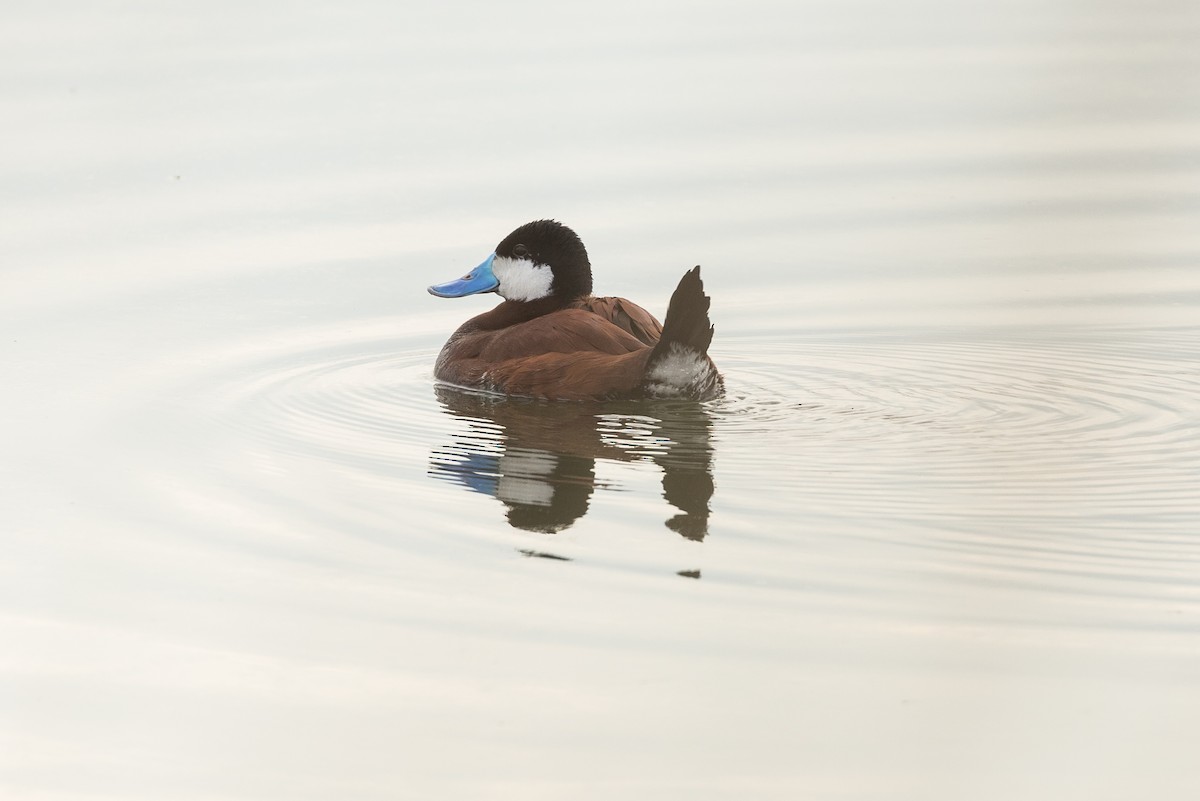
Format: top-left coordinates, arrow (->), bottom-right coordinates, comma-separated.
642,267 -> 723,400
649,266 -> 714,363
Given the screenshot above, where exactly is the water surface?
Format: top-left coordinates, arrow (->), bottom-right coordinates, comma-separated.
3,1 -> 1199,799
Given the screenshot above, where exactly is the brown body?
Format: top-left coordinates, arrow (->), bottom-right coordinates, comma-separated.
434,295 -> 668,401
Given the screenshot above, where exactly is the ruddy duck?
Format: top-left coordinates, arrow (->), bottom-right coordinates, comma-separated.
428,220 -> 722,401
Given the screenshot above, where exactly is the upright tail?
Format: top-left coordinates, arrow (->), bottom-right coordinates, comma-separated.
642,266 -> 723,400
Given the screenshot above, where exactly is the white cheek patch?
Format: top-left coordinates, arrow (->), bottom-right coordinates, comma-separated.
492,256 -> 554,301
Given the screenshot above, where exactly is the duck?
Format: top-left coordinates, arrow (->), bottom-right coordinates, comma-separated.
428,220 -> 723,401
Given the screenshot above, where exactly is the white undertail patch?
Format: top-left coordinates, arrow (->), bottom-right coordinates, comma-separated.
645,343 -> 717,398
492,256 -> 553,301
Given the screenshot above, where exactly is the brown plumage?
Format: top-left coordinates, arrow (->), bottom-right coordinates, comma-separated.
428,221 -> 722,401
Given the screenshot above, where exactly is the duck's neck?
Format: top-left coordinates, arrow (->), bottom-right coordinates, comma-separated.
471,295 -> 582,331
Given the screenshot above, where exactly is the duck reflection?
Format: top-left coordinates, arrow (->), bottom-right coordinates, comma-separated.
429,385 -> 715,539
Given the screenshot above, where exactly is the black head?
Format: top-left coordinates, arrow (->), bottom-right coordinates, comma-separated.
493,219 -> 593,302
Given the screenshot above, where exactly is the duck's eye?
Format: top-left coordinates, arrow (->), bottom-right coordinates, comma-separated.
512,244 -> 529,258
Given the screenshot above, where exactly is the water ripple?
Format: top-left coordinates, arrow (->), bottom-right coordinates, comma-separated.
165,325 -> 1200,607
709,329 -> 1200,600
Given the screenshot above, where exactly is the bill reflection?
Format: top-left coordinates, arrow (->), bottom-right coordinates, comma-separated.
430,386 -> 715,541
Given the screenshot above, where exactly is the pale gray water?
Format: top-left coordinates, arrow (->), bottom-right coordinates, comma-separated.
3,1 -> 1200,799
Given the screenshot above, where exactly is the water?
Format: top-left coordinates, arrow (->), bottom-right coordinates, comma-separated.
3,1 -> 1200,799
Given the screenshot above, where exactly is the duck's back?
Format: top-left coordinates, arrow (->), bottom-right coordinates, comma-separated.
569,296 -> 663,347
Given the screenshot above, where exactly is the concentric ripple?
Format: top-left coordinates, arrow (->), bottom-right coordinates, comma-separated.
158,323 -> 1200,612
708,328 -> 1200,605
713,330 -> 1200,512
